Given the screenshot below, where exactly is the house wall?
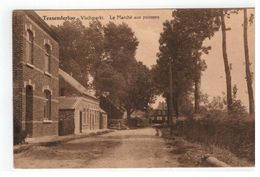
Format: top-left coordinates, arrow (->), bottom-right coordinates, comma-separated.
151,109 -> 168,123
13,11 -> 59,138
13,12 -> 25,142
59,73 -> 108,133
100,113 -> 108,129
74,109 -> 80,134
74,99 -> 105,133
59,97 -> 106,135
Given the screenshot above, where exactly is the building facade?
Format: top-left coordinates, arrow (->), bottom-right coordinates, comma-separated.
151,101 -> 168,123
13,11 -> 59,138
58,69 -> 107,135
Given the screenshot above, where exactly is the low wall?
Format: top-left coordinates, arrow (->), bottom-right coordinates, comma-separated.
108,119 -> 128,130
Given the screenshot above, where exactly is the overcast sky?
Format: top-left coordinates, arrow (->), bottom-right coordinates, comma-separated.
36,9 -> 255,109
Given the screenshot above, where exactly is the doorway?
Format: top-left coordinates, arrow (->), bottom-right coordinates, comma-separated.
79,111 -> 83,133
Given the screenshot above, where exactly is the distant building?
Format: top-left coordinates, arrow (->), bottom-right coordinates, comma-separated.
13,10 -> 60,138
157,101 -> 167,110
58,69 -> 107,135
151,101 -> 168,123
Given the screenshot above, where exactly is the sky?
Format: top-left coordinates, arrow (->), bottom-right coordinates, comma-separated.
36,9 -> 255,110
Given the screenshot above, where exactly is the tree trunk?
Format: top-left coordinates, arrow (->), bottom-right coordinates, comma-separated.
194,78 -> 200,113
126,109 -> 132,120
126,108 -> 132,127
243,9 -> 255,117
220,10 -> 233,112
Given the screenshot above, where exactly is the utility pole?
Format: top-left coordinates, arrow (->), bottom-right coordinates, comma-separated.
168,58 -> 174,133
167,17 -> 175,133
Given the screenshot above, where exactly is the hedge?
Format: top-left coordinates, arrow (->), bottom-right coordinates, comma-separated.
175,112 -> 255,162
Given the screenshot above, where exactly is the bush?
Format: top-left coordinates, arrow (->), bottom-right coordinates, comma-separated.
175,112 -> 255,162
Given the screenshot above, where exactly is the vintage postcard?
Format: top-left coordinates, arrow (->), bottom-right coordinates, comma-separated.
13,8 -> 255,168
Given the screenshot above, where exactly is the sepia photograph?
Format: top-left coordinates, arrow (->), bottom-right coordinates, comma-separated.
12,8 -> 255,168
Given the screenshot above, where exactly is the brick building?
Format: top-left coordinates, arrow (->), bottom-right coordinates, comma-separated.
13,10 -> 60,139
58,69 -> 107,135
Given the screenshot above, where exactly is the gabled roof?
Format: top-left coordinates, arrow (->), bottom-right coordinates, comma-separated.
59,69 -> 96,100
59,97 -> 78,109
59,96 -> 106,113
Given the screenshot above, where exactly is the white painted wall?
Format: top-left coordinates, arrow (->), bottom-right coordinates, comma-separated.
74,110 -> 80,134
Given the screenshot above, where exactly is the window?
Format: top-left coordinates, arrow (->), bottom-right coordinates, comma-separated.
44,90 -> 51,120
94,111 -> 97,124
60,88 -> 65,96
26,30 -> 34,64
44,44 -> 51,73
83,109 -> 87,124
87,109 -> 90,125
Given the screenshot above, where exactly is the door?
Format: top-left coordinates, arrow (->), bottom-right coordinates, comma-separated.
89,111 -> 92,130
25,85 -> 33,137
99,113 -> 103,129
79,111 -> 83,133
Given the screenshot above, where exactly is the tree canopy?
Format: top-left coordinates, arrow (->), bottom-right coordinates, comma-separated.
51,19 -> 104,87
53,20 -> 156,119
152,9 -> 220,116
94,22 -> 155,118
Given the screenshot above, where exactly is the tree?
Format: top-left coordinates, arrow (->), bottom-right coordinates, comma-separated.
193,59 -> 207,113
94,62 -> 127,104
206,96 -> 225,111
51,19 -> 104,87
153,9 -> 220,121
103,22 -> 139,75
243,9 -> 254,117
153,19 -> 195,119
124,61 -> 156,119
94,22 -> 138,99
171,10 -> 220,113
220,10 -> 233,113
94,22 -> 155,121
230,85 -> 248,117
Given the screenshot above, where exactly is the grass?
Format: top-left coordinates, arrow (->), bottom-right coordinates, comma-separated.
174,114 -> 255,163
161,127 -> 253,167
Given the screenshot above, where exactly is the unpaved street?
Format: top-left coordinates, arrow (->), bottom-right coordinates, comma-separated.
14,128 -> 179,168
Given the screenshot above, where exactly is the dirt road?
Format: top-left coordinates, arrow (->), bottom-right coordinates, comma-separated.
14,127 -> 179,168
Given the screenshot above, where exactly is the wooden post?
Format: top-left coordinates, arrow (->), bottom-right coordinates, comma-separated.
203,155 -> 230,167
